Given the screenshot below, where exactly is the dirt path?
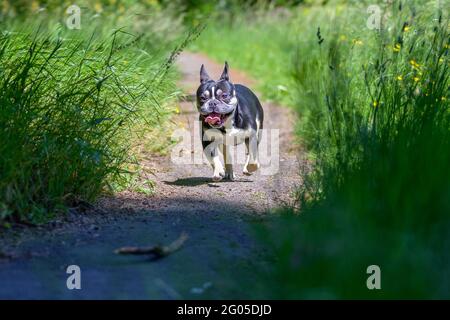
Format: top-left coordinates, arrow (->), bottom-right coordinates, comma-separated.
0,52 -> 300,299
145,52 -> 300,213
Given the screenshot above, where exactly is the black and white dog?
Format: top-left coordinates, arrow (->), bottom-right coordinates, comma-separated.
196,62 -> 264,181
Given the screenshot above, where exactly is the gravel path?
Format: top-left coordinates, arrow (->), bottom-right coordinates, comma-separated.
0,52 -> 301,299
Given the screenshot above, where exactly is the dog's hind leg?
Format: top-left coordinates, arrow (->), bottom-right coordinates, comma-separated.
243,134 -> 260,175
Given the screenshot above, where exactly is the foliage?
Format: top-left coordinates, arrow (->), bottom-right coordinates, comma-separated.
195,0 -> 450,298
0,2 -> 186,223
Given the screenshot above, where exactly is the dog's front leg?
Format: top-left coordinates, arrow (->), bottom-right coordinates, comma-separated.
222,141 -> 235,181
202,134 -> 225,182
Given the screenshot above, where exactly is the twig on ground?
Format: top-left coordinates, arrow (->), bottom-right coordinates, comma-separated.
114,232 -> 188,258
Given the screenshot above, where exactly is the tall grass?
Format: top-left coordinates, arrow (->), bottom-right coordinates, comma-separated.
262,2 -> 450,298
261,1 -> 449,298
0,3 -> 188,223
192,0 -> 449,298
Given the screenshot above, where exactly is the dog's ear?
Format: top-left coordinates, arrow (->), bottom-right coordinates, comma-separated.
219,61 -> 230,81
200,64 -> 211,84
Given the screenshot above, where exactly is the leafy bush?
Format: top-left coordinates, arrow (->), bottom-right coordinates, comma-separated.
0,4 -> 186,223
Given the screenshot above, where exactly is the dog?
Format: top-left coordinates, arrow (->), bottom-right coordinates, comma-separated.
196,62 -> 264,181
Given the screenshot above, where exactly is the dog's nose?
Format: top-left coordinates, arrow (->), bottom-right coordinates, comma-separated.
209,99 -> 219,109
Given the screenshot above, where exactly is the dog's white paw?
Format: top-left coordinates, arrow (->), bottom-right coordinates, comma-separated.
212,174 -> 224,182
224,171 -> 235,181
243,162 -> 260,175
224,165 -> 235,181
212,170 -> 225,182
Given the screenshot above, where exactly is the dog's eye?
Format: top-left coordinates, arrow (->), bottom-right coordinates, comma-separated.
221,93 -> 229,99
200,90 -> 210,102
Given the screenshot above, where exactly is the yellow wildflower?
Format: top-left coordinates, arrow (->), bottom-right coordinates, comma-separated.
410,59 -> 421,69
396,75 -> 403,81
31,0 -> 39,11
353,39 -> 363,46
413,77 -> 420,82
94,2 -> 103,13
403,26 -> 410,32
393,43 -> 401,52
2,1 -> 10,14
373,101 -> 378,108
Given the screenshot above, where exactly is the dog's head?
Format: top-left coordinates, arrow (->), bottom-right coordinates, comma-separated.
196,62 -> 238,128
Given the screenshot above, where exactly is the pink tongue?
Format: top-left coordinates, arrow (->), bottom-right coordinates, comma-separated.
205,115 -> 221,125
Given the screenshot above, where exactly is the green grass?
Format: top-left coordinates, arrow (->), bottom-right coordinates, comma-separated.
193,0 -> 450,298
191,8 -> 298,107
267,1 -> 450,298
0,2 -> 191,223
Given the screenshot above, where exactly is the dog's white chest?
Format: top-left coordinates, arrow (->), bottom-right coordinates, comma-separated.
203,127 -> 250,146
225,127 -> 252,146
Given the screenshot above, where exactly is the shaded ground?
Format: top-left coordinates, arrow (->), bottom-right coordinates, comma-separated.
0,52 -> 301,299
